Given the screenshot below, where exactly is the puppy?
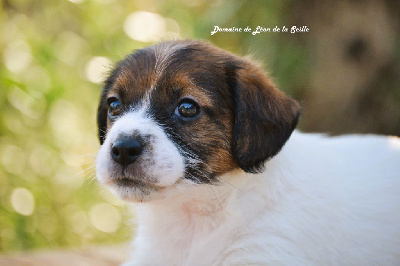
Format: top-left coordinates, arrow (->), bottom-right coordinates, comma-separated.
96,40 -> 400,265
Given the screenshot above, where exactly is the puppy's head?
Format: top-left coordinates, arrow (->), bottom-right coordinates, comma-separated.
96,40 -> 300,202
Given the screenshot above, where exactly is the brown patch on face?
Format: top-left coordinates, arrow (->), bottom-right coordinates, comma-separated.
180,79 -> 238,177
109,47 -> 160,106
145,55 -> 239,182
165,76 -> 238,176
178,77 -> 215,109
98,40 -> 300,183
180,80 -> 238,177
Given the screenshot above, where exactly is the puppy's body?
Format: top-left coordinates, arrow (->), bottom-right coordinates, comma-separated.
129,132 -> 400,265
96,40 -> 400,265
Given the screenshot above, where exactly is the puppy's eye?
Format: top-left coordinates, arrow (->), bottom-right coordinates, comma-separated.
107,98 -> 123,118
175,100 -> 200,118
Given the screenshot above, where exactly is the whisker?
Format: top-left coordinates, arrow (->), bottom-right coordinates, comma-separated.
61,153 -> 97,158
88,172 -> 98,184
218,177 -> 243,192
208,184 -> 224,211
99,128 -> 108,135
76,165 -> 95,178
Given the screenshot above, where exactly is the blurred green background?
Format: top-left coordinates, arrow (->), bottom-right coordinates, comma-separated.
0,0 -> 399,252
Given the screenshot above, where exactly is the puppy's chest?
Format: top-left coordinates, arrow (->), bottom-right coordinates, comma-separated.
134,207 -> 239,265
162,228 -> 227,263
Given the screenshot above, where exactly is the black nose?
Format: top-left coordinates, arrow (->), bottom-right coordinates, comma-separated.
111,137 -> 143,166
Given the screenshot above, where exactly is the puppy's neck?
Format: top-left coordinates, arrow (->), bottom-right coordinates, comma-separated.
132,169 -> 254,229
128,166 -> 285,263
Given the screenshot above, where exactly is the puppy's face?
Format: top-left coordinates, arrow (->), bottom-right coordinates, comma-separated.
96,40 -> 300,202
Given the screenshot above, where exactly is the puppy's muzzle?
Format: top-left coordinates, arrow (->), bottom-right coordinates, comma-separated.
111,137 -> 143,167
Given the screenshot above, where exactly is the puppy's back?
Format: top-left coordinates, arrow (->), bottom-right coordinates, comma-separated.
252,131 -> 400,265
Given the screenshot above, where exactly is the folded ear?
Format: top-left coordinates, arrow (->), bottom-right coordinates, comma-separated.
231,61 -> 301,173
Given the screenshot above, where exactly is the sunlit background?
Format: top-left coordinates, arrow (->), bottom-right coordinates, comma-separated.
1,0 -> 399,253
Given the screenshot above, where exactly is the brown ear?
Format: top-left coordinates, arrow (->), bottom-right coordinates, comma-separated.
230,62 -> 301,173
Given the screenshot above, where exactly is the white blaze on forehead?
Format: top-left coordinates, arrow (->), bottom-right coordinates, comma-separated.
153,42 -> 189,76
148,42 -> 190,100
96,105 -> 185,189
139,92 -> 152,113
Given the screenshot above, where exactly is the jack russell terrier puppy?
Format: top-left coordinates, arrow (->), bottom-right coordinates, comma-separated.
96,40 -> 400,265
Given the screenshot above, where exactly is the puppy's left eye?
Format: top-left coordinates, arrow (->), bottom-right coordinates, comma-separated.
175,100 -> 200,118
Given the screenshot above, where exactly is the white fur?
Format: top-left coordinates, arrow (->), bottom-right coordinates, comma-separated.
119,131 -> 400,265
96,108 -> 187,201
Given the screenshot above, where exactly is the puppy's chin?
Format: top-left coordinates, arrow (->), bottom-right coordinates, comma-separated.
96,160 -> 187,202
104,177 -> 193,202
96,155 -> 189,202
106,182 -> 163,202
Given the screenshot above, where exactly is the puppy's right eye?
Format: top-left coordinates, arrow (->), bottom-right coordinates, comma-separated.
107,98 -> 123,118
